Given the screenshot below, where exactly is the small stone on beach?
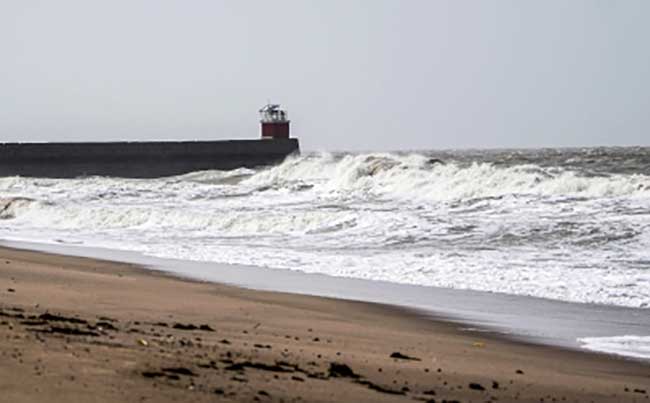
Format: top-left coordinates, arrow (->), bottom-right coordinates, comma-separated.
469,382 -> 485,391
328,362 -> 359,378
390,352 -> 421,361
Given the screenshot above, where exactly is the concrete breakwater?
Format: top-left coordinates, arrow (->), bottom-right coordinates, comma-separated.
0,139 -> 299,178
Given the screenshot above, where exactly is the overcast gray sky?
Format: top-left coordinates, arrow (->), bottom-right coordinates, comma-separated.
1,1 -> 649,151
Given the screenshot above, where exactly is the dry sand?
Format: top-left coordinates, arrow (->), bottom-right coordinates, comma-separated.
0,246 -> 648,402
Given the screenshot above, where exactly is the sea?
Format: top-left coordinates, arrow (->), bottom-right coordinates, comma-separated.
1,147 -> 649,358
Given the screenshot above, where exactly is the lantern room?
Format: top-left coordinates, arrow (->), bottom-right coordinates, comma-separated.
259,103 -> 290,139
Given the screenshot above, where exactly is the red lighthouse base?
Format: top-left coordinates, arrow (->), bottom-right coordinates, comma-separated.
261,122 -> 290,139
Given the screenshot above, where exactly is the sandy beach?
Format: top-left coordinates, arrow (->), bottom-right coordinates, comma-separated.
0,246 -> 648,403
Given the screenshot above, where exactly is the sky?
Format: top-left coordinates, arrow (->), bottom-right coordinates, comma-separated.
1,1 -> 649,151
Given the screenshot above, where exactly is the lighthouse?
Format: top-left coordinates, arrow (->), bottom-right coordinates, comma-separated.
259,103 -> 290,139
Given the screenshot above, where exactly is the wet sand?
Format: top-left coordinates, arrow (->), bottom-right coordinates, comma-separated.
0,246 -> 648,402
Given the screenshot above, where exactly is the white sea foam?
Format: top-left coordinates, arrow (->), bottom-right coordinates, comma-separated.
240,153 -> 650,202
1,151 -> 649,308
578,335 -> 650,359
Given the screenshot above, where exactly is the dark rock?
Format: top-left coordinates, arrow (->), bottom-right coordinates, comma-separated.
492,381 -> 500,389
469,382 -> 485,391
226,361 -> 294,373
7,288 -> 15,293
291,376 -> 304,382
142,371 -> 166,378
328,362 -> 359,378
172,323 -> 198,330
423,389 -> 436,395
515,369 -> 524,374
172,322 -> 214,331
634,388 -> 647,394
390,352 -> 421,361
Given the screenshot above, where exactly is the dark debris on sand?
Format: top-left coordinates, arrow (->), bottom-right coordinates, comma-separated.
5,303 -> 619,403
328,362 -> 359,378
172,323 -> 215,332
389,351 -> 421,361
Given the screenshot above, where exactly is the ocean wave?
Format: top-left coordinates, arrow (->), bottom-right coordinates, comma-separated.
1,150 -> 650,309
3,199 -> 365,236
578,335 -> 650,359
240,153 -> 650,201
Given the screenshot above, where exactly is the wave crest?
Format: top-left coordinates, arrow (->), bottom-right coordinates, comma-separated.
241,152 -> 650,201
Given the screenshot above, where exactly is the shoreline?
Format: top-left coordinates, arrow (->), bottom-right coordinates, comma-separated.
1,245 -> 649,402
3,239 -> 650,360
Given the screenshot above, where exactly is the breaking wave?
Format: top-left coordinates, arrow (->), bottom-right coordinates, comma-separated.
240,153 -> 650,201
1,149 -> 649,309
